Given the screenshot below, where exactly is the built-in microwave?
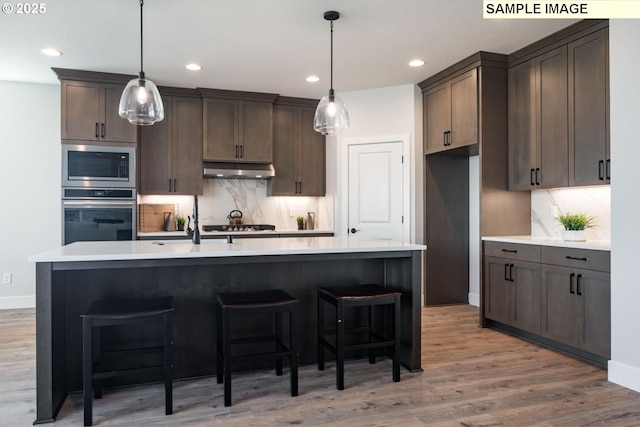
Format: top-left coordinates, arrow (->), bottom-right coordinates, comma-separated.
62,144 -> 135,188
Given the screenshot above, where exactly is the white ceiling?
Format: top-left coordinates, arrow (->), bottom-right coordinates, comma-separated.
0,0 -> 578,99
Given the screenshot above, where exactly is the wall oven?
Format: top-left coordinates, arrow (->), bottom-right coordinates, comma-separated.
62,144 -> 135,188
62,188 -> 136,245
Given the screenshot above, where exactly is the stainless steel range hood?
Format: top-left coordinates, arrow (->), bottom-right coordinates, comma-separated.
203,162 -> 275,179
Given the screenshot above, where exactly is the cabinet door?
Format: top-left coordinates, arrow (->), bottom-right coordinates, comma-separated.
569,28 -> 609,186
100,83 -> 137,143
203,98 -> 238,161
269,105 -> 297,195
298,108 -> 326,196
173,97 -> 203,195
511,260 -> 541,334
424,83 -> 450,154
139,98 -> 173,195
239,101 -> 273,163
578,269 -> 610,358
508,60 -> 537,190
541,264 -> 578,346
450,69 -> 478,149
61,80 -> 101,140
484,256 -> 511,325
537,46 -> 568,188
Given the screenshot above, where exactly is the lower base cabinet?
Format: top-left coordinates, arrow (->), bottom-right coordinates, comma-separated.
541,262 -> 611,359
483,241 -> 611,363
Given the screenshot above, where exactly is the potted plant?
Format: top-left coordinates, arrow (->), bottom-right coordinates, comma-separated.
556,212 -> 595,241
176,215 -> 186,231
296,215 -> 304,230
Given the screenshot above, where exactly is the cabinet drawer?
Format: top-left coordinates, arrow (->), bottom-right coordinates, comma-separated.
541,246 -> 610,272
484,241 -> 540,263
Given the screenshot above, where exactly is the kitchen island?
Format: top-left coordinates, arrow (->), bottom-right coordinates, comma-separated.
29,236 -> 426,423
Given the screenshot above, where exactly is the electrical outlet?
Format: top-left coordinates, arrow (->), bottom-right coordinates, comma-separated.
289,208 -> 294,218
2,273 -> 11,285
550,205 -> 558,218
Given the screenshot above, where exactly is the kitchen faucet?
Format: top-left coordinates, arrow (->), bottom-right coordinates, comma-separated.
185,195 -> 201,244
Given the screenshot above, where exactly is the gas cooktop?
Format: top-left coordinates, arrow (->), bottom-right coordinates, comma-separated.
203,224 -> 276,232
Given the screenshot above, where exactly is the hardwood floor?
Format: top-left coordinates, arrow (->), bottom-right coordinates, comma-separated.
2,305 -> 640,426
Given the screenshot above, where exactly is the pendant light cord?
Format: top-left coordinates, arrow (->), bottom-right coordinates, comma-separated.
139,0 -> 144,78
329,20 -> 334,99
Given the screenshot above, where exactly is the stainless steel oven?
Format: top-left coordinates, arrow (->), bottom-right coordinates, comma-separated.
62,188 -> 136,244
62,144 -> 135,188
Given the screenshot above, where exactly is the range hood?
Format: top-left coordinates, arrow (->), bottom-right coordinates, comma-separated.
203,162 -> 275,179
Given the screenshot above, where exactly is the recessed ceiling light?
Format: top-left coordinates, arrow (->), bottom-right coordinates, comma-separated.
185,63 -> 202,71
409,59 -> 425,67
306,75 -> 320,83
42,48 -> 62,57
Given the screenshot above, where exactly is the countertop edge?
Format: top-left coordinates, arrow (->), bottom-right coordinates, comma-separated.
482,235 -> 610,251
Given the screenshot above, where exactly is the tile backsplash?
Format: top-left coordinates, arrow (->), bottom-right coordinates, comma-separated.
531,186 -> 610,241
139,179 -> 334,231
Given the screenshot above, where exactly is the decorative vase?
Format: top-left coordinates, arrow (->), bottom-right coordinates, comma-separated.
297,223 -> 304,230
563,230 -> 586,242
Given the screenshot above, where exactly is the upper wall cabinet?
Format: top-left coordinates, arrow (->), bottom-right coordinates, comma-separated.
139,89 -> 202,195
54,68 -> 138,144
200,89 -> 278,164
568,28 -> 609,186
268,98 -> 326,196
423,69 -> 478,154
509,46 -> 569,190
507,22 -> 609,190
60,81 -> 138,144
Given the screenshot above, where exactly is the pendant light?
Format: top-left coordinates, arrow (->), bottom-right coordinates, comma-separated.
313,11 -> 350,136
119,0 -> 164,125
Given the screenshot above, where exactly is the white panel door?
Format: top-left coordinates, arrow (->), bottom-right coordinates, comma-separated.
348,141 -> 404,241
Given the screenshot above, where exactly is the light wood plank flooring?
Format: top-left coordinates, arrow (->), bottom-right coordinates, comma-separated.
2,305 -> 640,426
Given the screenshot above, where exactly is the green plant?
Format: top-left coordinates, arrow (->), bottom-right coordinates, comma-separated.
176,215 -> 186,226
296,215 -> 304,225
556,212 -> 596,231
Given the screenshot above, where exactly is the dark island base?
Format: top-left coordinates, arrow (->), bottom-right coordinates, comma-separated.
35,251 -> 422,423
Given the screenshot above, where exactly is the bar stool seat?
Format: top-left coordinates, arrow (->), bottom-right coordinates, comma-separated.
317,284 -> 401,390
216,289 -> 299,407
81,297 -> 173,426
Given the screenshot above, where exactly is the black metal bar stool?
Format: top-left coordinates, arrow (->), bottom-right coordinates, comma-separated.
317,284 -> 401,390
216,289 -> 299,407
81,297 -> 174,426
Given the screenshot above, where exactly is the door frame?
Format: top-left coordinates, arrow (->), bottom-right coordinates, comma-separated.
339,134 -> 411,242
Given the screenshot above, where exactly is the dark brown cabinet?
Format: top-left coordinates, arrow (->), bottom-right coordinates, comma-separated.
424,69 -> 478,154
483,240 -> 610,363
540,246 -> 611,359
60,80 -> 137,143
484,242 -> 541,334
569,28 -> 610,186
201,89 -> 278,163
420,52 -> 531,306
509,46 -> 568,190
508,22 -> 609,190
268,99 -> 326,196
139,91 -> 202,195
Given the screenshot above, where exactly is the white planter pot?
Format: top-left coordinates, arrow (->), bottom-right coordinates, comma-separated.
563,230 -> 586,242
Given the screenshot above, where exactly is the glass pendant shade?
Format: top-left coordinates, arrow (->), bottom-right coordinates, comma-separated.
314,11 -> 349,136
313,93 -> 350,136
119,74 -> 164,125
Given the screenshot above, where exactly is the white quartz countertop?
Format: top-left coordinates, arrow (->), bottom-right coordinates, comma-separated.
29,236 -> 426,263
482,235 -> 611,251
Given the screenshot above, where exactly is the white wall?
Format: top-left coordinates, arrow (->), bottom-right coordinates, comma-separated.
331,84 -> 424,244
608,20 -> 640,393
0,81 -> 60,309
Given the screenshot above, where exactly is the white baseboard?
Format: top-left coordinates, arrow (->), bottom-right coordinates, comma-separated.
609,360 -> 640,393
468,292 -> 479,307
0,295 -> 35,310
